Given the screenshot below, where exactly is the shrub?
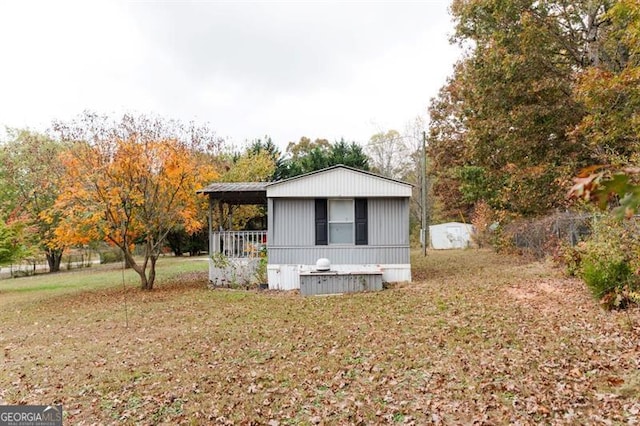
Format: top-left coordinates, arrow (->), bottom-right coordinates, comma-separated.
581,258 -> 632,299
489,224 -> 515,254
470,200 -> 492,249
253,247 -> 268,285
560,241 -> 584,277
578,216 -> 640,309
99,248 -> 124,264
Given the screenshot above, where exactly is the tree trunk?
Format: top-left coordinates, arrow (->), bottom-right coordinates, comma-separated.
147,256 -> 157,290
46,249 -> 63,273
140,272 -> 153,291
124,254 -> 133,269
122,248 -> 151,290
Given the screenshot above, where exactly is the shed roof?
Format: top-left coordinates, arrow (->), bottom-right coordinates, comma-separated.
429,222 -> 472,228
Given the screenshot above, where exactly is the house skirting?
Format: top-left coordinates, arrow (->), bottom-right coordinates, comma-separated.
267,263 -> 411,291
208,257 -> 259,287
299,270 -> 383,295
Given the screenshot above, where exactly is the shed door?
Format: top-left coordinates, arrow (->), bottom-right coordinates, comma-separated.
446,226 -> 463,248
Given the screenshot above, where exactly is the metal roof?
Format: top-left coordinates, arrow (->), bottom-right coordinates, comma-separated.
197,165 -> 413,204
198,182 -> 269,193
197,182 -> 268,204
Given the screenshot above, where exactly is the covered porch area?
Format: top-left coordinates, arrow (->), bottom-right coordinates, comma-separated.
197,182 -> 268,286
212,230 -> 267,259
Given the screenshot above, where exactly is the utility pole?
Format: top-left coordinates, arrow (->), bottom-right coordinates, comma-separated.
421,131 -> 428,256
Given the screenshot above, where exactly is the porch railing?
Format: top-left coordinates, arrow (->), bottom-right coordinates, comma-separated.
211,230 -> 267,259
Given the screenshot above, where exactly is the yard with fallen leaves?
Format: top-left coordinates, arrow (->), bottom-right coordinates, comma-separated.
0,250 -> 638,424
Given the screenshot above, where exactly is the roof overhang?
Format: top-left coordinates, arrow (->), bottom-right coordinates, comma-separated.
196,182 -> 268,205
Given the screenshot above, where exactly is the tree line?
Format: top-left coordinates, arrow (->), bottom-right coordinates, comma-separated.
0,112 -> 421,289
428,0 -> 639,220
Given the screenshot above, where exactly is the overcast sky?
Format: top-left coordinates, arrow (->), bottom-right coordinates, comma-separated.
0,0 -> 461,150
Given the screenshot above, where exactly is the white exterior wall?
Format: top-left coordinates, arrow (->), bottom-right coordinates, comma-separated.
430,222 -> 474,249
267,263 -> 411,290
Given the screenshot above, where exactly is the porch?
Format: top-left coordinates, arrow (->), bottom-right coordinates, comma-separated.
197,182 -> 269,286
211,230 -> 267,259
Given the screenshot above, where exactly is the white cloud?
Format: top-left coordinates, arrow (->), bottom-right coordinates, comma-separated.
0,0 -> 461,149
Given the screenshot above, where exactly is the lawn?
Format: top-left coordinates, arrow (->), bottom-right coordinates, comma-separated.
0,250 -> 638,424
0,256 -> 208,306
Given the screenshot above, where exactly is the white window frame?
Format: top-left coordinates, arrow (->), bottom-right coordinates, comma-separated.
328,198 -> 354,245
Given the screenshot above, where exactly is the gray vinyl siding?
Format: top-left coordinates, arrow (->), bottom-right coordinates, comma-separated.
271,199 -> 315,246
368,198 -> 409,246
268,197 -> 410,265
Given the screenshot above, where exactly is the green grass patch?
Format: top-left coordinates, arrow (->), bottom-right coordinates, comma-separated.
0,257 -> 208,292
0,255 -> 208,307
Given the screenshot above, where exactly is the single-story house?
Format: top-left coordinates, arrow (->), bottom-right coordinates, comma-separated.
429,222 -> 474,249
198,165 -> 412,294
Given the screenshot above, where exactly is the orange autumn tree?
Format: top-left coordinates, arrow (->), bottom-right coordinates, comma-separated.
55,116 -> 219,290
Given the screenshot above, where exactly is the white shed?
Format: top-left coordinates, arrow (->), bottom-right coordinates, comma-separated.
429,222 -> 474,249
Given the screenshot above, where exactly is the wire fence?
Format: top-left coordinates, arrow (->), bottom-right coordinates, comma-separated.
504,212 -> 597,259
0,253 -> 99,279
